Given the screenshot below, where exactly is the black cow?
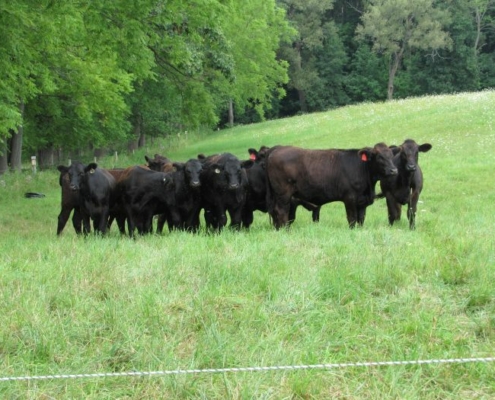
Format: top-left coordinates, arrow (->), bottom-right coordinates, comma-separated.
241,146 -> 320,228
378,139 -> 432,229
199,152 -> 249,231
265,143 -> 398,229
66,162 -> 117,234
154,159 -> 203,233
56,165 -> 86,235
114,166 -> 176,237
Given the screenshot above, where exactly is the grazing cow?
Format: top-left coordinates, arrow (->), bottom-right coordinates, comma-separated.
114,166 -> 176,237
66,162 -> 117,234
199,152 -> 249,231
241,146 -> 320,228
265,143 -> 398,229
157,159 -> 204,233
378,139 -> 432,229
56,165 -> 86,235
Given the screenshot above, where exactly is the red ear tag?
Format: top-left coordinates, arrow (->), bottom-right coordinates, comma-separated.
249,154 -> 256,160
361,153 -> 368,162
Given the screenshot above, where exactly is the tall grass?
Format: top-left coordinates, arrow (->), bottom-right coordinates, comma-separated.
0,91 -> 494,398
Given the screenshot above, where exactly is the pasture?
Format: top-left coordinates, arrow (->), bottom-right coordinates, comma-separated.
0,91 -> 494,398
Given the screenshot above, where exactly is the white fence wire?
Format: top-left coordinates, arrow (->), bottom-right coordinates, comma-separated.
1,356 -> 494,382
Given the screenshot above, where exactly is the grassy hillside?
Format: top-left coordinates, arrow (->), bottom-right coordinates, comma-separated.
0,91 -> 494,398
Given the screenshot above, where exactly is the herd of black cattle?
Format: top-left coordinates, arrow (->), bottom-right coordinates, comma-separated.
56,139 -> 432,237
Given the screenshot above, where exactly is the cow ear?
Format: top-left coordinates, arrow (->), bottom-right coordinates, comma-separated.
358,148 -> 372,162
391,146 -> 401,155
173,162 -> 184,171
144,155 -> 152,165
197,153 -> 206,161
209,163 -> 221,173
419,143 -> 432,153
241,160 -> 254,169
85,163 -> 98,173
57,165 -> 68,173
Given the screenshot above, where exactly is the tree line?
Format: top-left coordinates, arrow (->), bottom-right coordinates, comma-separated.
1,0 -> 493,172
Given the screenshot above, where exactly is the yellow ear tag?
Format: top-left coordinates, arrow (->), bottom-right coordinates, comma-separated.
214,168 -> 221,174
90,169 -> 95,174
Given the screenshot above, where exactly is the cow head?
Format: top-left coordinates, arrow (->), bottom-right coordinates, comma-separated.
222,156 -> 244,190
66,161 -> 86,191
182,159 -> 203,188
359,143 -> 398,177
145,154 -> 173,172
397,139 -> 432,172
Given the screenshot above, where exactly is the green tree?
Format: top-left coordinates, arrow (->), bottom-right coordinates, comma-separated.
217,0 -> 294,126
357,0 -> 452,100
278,0 -> 335,112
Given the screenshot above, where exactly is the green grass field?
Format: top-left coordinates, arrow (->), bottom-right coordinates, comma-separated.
0,91 -> 494,398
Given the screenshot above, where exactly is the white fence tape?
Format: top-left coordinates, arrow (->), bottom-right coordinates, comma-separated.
1,357 -> 494,382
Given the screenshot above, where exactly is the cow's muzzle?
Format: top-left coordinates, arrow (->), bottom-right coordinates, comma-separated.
70,184 -> 79,191
406,164 -> 416,172
388,168 -> 398,176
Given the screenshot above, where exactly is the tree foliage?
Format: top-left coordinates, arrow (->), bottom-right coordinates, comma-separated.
1,0 -> 495,169
356,0 -> 453,99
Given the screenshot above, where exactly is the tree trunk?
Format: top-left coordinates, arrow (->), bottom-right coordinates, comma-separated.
228,99 -> 234,127
128,114 -> 142,152
138,128 -> 146,148
297,89 -> 308,113
387,49 -> 404,100
0,139 -> 8,175
37,147 -> 57,169
10,101 -> 25,172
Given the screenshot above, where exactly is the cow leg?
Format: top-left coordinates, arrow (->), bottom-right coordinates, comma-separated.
288,202 -> 297,225
204,207 -> 215,230
57,206 -> 73,235
167,209 -> 182,232
186,207 -> 202,233
217,209 -> 228,231
72,208 -> 83,234
408,189 -> 420,230
100,209 -> 110,234
228,206 -> 243,231
81,211 -> 91,235
272,197 -> 291,229
312,207 -> 320,223
344,202 -> 358,228
125,207 -> 136,238
156,214 -> 167,233
115,215 -> 126,235
385,195 -> 401,226
242,207 -> 254,229
356,206 -> 367,226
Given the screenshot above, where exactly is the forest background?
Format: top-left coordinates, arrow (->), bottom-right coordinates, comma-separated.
1,0 -> 494,172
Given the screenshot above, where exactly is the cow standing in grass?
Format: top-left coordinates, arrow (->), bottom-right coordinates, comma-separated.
199,153 -> 249,231
241,146 -> 320,228
154,159 -> 204,233
65,162 -> 117,235
114,166 -> 176,237
265,143 -> 398,229
378,139 -> 432,229
56,165 -> 85,235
